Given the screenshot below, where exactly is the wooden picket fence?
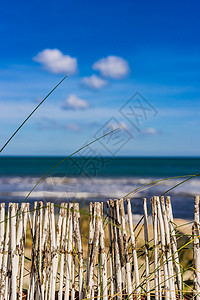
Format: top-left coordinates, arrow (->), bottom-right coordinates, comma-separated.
0,196 -> 199,299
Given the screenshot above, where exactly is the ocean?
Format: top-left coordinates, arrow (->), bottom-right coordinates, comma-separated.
0,156 -> 200,219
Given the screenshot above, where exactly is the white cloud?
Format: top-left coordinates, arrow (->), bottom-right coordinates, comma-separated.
62,94 -> 89,110
108,121 -> 128,130
34,97 -> 43,104
33,49 -> 78,74
65,123 -> 80,132
81,75 -> 108,89
93,56 -> 130,79
143,128 -> 159,135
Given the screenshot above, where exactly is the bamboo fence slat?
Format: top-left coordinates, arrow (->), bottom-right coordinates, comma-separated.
0,195 -> 197,299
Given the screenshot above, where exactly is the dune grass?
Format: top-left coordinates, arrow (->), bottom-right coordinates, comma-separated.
0,76 -> 199,298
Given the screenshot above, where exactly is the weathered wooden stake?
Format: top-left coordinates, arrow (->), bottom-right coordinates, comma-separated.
194,195 -> 200,300
143,198 -> 150,300
166,196 -> 183,298
119,198 -> 133,300
127,198 -> 141,299
160,196 -> 176,300
151,197 -> 159,300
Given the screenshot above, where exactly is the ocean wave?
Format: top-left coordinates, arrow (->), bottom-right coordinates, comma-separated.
0,175 -> 198,219
0,175 -> 199,198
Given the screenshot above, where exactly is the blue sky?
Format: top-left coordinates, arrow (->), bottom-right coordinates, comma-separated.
0,0 -> 200,156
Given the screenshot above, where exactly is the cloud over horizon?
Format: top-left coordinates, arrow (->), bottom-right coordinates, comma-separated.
65,123 -> 80,132
81,74 -> 108,89
61,94 -> 89,110
142,127 -> 160,135
37,118 -> 81,132
93,56 -> 130,79
33,49 -> 78,74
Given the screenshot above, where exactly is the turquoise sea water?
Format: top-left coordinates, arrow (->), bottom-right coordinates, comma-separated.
1,156 -> 200,177
0,156 -> 200,219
